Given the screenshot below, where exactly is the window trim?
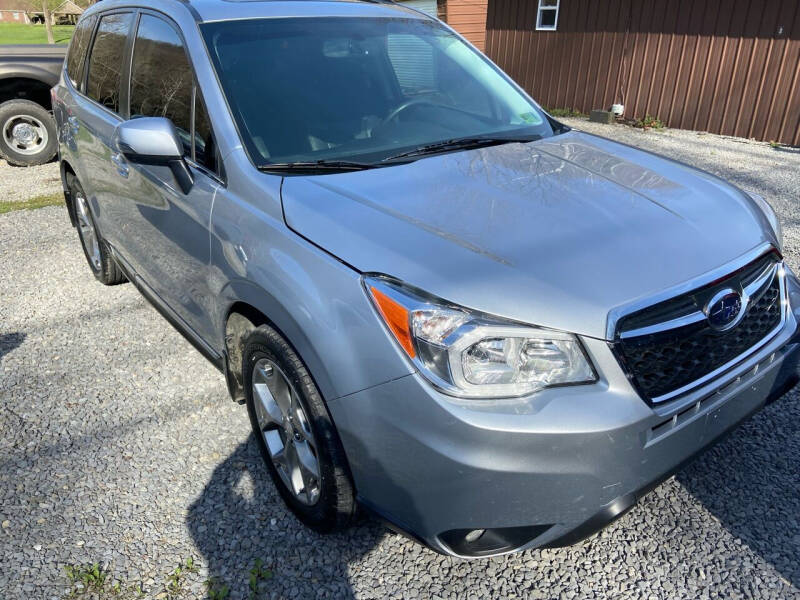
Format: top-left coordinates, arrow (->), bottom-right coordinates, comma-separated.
535,0 -> 559,31
127,9 -> 223,180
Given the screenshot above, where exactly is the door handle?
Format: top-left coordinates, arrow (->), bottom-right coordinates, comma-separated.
111,152 -> 129,178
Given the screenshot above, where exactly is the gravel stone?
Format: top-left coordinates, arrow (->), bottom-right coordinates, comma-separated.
1,124 -> 799,599
0,159 -> 61,202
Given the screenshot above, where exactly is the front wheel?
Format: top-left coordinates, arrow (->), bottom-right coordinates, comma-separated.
243,324 -> 356,532
0,99 -> 58,167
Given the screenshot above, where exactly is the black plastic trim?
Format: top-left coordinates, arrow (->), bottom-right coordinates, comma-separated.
439,524 -> 554,557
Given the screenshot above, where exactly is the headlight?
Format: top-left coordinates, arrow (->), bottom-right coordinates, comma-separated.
365,277 -> 596,399
748,192 -> 783,250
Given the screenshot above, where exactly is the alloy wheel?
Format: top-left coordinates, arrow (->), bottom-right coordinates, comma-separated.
252,358 -> 321,505
75,193 -> 101,271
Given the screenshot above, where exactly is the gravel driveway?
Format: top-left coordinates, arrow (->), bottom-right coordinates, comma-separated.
0,159 -> 62,203
1,125 -> 799,600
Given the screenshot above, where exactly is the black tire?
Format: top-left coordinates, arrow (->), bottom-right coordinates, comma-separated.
67,175 -> 127,286
0,99 -> 58,167
243,324 -> 356,532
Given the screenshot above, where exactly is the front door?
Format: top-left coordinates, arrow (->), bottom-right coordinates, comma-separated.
108,12 -> 223,344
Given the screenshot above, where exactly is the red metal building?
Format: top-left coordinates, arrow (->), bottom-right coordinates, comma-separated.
442,0 -> 800,145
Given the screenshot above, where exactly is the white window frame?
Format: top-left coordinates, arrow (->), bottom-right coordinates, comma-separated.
536,0 -> 560,31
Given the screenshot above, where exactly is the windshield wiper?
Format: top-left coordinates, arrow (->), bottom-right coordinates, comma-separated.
382,135 -> 541,162
257,159 -> 379,173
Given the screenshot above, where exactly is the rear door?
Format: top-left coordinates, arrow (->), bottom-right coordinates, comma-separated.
74,11 -> 135,249
108,12 -> 222,344
56,13 -> 95,164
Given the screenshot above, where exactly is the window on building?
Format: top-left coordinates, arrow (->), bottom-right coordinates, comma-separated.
536,0 -> 559,31
86,12 -> 134,114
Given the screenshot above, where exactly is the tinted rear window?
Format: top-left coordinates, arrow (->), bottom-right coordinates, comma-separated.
66,15 -> 95,89
86,12 -> 133,114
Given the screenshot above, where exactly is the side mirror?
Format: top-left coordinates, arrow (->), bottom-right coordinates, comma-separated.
113,117 -> 194,194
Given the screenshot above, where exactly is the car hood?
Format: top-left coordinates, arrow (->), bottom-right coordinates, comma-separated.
281,131 -> 775,339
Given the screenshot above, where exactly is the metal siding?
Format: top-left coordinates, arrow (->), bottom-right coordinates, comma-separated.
446,0 -> 489,51
484,0 -> 800,144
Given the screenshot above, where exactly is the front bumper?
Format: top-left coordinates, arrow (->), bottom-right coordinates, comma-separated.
328,273 -> 800,558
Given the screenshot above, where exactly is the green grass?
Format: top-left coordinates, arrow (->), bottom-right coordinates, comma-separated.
0,192 -> 63,215
546,107 -> 589,119
64,563 -> 110,598
633,114 -> 665,130
0,22 -> 74,44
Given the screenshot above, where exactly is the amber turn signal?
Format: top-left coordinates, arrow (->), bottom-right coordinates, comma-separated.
369,286 -> 416,358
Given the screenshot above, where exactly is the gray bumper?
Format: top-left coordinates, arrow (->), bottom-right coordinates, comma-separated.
329,274 -> 800,557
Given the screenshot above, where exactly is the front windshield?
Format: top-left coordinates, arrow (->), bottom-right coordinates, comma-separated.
202,16 -> 558,166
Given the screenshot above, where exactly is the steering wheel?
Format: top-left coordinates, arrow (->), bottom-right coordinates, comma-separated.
378,99 -> 450,128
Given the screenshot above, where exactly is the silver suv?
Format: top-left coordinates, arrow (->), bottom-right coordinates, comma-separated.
53,0 -> 799,558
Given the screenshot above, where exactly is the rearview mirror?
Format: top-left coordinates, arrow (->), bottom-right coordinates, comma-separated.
113,117 -> 193,194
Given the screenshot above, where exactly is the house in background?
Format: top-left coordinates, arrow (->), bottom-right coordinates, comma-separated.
424,0 -> 800,145
0,0 -> 31,23
27,0 -> 85,24
50,0 -> 84,24
0,0 -> 85,25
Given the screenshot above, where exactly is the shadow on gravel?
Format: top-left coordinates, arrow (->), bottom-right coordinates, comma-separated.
677,390 -> 800,587
0,331 -> 25,361
187,434 -> 388,599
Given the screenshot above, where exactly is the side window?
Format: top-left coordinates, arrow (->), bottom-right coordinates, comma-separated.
86,13 -> 134,113
129,15 -> 193,153
66,15 -> 96,89
194,92 -> 217,173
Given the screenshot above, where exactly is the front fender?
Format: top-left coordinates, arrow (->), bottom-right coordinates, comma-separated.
210,190 -> 413,403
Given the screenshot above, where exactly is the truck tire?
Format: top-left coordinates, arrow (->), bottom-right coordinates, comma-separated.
0,99 -> 58,167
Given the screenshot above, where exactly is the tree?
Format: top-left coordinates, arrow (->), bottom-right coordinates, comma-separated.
21,0 -> 65,44
42,0 -> 54,44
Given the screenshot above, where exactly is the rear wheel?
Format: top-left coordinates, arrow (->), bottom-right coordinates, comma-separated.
243,324 -> 356,532
0,99 -> 58,167
68,177 -> 126,286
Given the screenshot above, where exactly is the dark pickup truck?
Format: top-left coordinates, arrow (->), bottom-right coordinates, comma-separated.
0,44 -> 66,166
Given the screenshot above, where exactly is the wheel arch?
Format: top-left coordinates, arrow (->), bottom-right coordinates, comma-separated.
220,286 -> 335,408
61,160 -> 78,227
0,76 -> 55,109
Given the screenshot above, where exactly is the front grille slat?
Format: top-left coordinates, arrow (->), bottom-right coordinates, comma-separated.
614,255 -> 783,404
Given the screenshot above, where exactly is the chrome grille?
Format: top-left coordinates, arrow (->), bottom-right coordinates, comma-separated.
613,254 -> 784,404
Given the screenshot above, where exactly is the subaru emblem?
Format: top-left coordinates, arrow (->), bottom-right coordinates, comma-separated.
705,288 -> 744,331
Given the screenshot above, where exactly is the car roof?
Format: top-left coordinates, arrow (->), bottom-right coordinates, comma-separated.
85,0 -> 431,25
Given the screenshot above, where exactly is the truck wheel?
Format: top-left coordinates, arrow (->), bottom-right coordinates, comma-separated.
0,99 -> 58,167
243,324 -> 357,532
